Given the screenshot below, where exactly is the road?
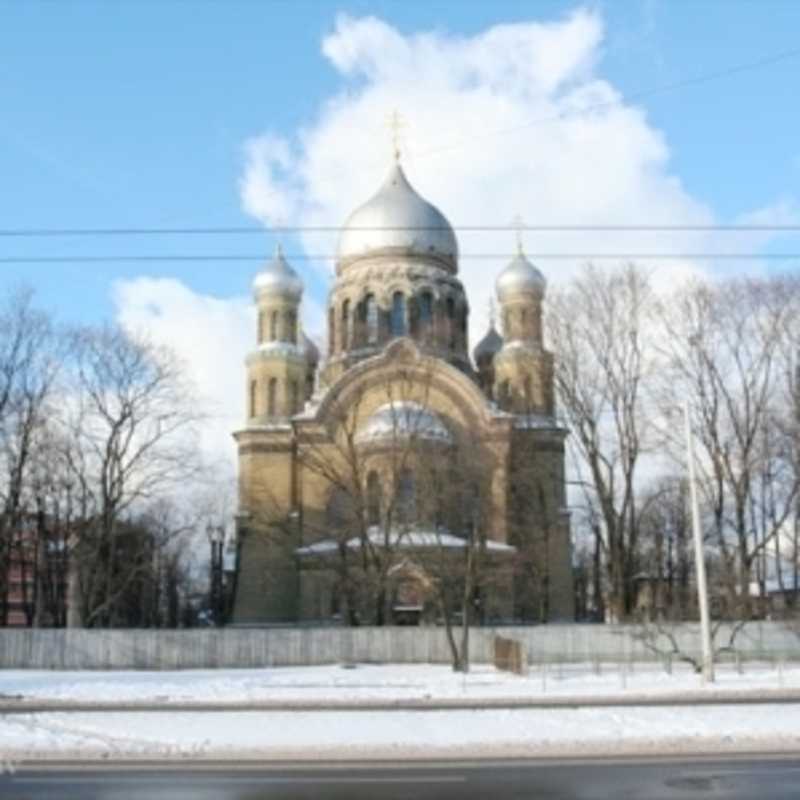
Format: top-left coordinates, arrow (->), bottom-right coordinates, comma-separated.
2,756 -> 800,799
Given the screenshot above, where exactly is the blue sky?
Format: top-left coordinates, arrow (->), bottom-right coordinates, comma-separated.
1,0 -> 799,329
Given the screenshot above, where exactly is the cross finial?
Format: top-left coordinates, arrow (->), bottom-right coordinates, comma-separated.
511,214 -> 526,255
272,217 -> 287,258
387,110 -> 405,163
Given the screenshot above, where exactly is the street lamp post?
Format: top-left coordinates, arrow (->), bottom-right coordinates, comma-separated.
684,397 -> 714,683
208,524 -> 224,627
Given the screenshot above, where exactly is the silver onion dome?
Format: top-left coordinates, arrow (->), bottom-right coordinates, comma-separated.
495,250 -> 546,301
337,162 -> 458,271
252,243 -> 304,299
473,324 -> 503,364
355,401 -> 452,445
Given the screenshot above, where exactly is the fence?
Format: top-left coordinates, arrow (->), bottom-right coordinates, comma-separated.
0,622 -> 798,670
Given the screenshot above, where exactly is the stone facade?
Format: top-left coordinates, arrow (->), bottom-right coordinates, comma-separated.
232,161 -> 574,625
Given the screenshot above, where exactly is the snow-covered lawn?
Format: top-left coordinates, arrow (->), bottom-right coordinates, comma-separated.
3,663 -> 800,760
2,661 -> 799,704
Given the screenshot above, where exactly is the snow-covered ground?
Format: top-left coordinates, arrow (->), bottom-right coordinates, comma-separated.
2,663 -> 800,760
2,661 -> 799,704
2,705 -> 800,761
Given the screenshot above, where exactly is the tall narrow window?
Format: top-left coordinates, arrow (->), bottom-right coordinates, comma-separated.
523,376 -> 532,407
367,471 -> 381,527
328,307 -> 335,355
445,297 -> 456,348
249,380 -> 257,417
365,294 -> 378,344
391,292 -> 406,336
270,311 -> 279,341
290,381 -> 299,415
267,378 -> 277,417
257,311 -> 265,344
285,310 -> 297,344
341,300 -> 350,350
419,292 -> 433,325
396,468 -> 416,527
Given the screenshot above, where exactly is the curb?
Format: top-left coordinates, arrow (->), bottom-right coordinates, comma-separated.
3,688 -> 800,714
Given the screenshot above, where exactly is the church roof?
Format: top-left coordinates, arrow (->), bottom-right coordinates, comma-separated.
473,324 -> 503,363
296,527 -> 516,557
337,162 -> 458,271
496,250 -> 546,301
355,401 -> 452,445
252,243 -> 304,299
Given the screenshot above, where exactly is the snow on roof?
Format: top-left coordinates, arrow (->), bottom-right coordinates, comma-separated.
355,401 -> 452,445
296,527 -> 515,557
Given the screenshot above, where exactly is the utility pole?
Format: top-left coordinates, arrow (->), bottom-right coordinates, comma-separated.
684,397 -> 714,683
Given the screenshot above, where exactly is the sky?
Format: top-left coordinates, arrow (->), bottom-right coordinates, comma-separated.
2,0 -> 799,467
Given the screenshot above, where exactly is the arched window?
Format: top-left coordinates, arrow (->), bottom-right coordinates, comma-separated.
257,311 -> 264,344
249,380 -> 257,417
267,378 -> 277,417
367,471 -> 381,527
270,311 -> 279,342
341,300 -> 350,350
391,292 -> 406,336
419,292 -> 433,325
328,307 -> 335,355
446,297 -> 456,348
290,381 -> 299,415
326,487 -> 352,537
396,468 -> 416,527
365,294 -> 378,344
285,310 -> 297,344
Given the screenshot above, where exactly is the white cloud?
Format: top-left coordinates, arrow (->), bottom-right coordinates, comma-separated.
237,7 -> 752,337
113,8 -> 797,473
112,278 -> 252,472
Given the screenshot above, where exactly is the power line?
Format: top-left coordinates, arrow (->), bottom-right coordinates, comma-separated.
409,45 -> 800,160
3,253 -> 800,264
1,224 -> 800,237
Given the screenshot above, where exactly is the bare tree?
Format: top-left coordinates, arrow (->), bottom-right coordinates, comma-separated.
658,276 -> 800,618
548,264 -> 655,621
60,324 -> 202,627
0,289 -> 60,626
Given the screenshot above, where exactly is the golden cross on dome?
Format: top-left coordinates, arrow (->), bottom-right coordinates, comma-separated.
387,110 -> 405,162
512,214 -> 525,255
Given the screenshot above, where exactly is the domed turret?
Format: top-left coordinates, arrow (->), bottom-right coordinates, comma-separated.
474,308 -> 503,398
473,325 -> 503,364
337,162 -> 458,271
303,332 -> 320,366
253,243 -> 304,300
495,251 -> 546,303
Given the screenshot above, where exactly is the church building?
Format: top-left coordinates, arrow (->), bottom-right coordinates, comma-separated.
231,158 -> 574,625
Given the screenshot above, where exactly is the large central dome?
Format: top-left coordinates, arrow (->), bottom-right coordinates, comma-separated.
337,162 -> 458,272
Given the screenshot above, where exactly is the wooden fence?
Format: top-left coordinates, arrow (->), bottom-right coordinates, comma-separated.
0,622 -> 798,670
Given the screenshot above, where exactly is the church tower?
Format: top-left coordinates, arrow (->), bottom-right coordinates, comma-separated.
246,244 -> 309,423
492,243 -> 554,416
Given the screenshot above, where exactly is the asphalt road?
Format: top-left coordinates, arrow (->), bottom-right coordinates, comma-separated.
2,756 -> 800,799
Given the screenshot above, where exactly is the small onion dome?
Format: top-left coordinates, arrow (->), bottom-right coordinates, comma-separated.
252,243 -> 304,299
355,401 -> 452,445
495,251 -> 546,302
337,162 -> 458,271
473,324 -> 503,365
303,332 -> 320,365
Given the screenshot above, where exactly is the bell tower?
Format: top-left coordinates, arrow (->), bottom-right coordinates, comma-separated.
246,244 -> 309,423
492,242 -> 554,416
